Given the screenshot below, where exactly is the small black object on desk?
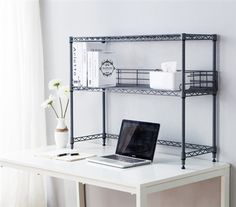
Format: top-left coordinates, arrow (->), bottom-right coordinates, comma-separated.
57,152 -> 79,157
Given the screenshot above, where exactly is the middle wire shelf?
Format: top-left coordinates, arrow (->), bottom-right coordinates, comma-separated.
74,133 -> 213,158
72,69 -> 217,97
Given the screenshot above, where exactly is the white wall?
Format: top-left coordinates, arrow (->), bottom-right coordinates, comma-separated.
40,0 -> 236,206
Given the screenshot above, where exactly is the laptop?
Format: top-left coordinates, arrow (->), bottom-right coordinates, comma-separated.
87,119 -> 160,168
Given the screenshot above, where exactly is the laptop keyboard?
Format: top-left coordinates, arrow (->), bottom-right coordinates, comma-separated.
103,154 -> 145,163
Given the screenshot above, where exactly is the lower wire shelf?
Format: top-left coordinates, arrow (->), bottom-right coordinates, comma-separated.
73,133 -> 213,158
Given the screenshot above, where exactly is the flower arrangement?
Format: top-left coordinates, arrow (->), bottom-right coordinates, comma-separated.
42,79 -> 69,118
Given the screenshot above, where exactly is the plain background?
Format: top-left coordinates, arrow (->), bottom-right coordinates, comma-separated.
40,0 -> 236,206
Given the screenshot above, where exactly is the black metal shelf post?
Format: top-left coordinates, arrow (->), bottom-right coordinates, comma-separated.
212,35 -> 217,162
102,89 -> 106,146
181,33 -> 186,169
69,33 -> 218,169
69,37 -> 74,149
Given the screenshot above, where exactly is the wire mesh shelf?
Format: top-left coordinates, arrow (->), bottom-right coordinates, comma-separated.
72,86 -> 103,92
185,34 -> 217,41
74,133 -> 103,142
185,147 -> 213,158
71,33 -> 216,43
109,86 -> 181,96
157,139 -> 214,158
73,133 -> 213,158
73,69 -> 217,97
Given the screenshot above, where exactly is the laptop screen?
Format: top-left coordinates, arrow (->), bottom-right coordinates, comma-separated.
115,120 -> 160,161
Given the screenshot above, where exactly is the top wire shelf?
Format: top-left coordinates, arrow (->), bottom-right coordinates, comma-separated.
71,33 -> 217,43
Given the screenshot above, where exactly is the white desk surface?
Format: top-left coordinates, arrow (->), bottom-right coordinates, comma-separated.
0,141 -> 229,193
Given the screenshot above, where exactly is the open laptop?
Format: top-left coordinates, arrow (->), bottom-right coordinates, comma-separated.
87,119 -> 160,168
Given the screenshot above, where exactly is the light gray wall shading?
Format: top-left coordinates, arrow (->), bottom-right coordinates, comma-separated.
40,0 -> 236,206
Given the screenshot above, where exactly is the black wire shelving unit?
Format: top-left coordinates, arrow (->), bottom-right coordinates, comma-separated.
69,33 -> 218,169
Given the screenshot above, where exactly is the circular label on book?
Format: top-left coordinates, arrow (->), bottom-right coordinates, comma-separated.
100,60 -> 115,77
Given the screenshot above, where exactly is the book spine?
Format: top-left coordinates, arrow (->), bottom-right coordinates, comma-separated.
87,51 -> 93,87
82,43 -> 88,87
94,52 -> 99,88
72,43 -> 79,87
77,43 -> 83,87
91,51 -> 96,87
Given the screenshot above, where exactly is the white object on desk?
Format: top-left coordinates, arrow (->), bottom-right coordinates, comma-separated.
34,148 -> 79,158
0,142 -> 230,207
34,148 -> 95,162
55,153 -> 95,162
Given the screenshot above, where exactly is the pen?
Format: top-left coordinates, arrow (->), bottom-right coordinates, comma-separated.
57,153 -> 69,157
70,153 -> 79,156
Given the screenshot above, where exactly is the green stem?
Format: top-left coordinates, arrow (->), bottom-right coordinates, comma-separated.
63,99 -> 69,118
50,104 -> 59,118
59,97 -> 63,118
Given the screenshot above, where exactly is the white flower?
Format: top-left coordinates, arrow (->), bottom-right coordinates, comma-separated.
58,85 -> 70,99
41,95 -> 55,108
48,79 -> 62,90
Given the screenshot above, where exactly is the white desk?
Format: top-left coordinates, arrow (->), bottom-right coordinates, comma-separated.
0,141 -> 230,207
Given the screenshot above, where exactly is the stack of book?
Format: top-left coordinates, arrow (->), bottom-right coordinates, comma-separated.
72,42 -> 116,88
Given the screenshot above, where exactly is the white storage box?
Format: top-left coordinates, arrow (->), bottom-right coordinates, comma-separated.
149,71 -> 182,90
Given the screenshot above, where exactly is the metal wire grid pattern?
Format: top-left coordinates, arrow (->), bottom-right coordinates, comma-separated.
184,34 -> 217,41
116,69 -> 217,91
72,34 -> 181,42
73,86 -> 216,97
185,91 -> 214,97
185,147 -> 213,158
74,133 -> 103,142
73,86 -> 181,96
108,87 -> 181,96
157,139 -> 211,149
116,69 -> 153,86
73,133 -> 213,158
72,86 -> 103,92
186,70 -> 217,89
72,34 -> 216,42
105,133 -> 119,139
72,69 -> 217,96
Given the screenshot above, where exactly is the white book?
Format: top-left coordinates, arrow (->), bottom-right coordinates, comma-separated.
76,42 -> 83,87
72,43 -> 80,87
34,149 -> 95,162
55,153 -> 95,162
87,51 -> 94,87
93,52 -> 99,87
82,43 -> 88,87
91,51 -> 116,88
80,42 -> 105,87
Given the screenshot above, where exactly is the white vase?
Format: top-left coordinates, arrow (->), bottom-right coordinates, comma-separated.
54,118 -> 69,148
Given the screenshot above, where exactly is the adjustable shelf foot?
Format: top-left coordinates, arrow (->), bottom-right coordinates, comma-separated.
102,132 -> 106,146
212,147 -> 217,162
181,159 -> 186,170
70,143 -> 74,149
102,133 -> 106,146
